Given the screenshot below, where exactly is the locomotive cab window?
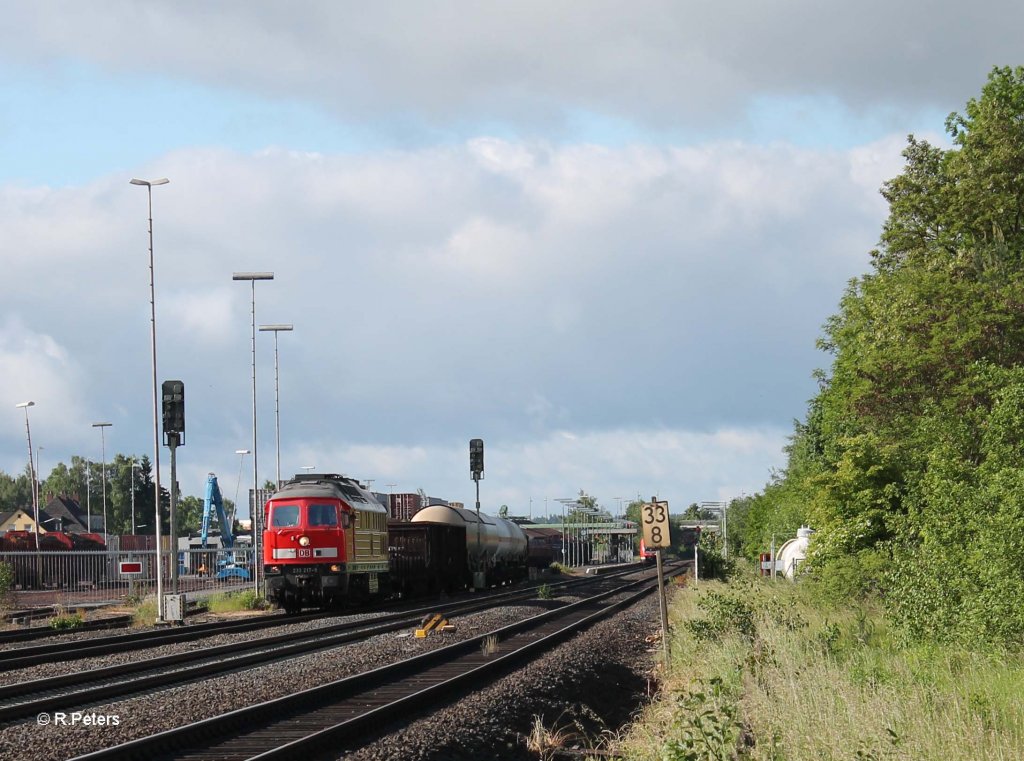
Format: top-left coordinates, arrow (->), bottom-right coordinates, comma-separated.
271,505 -> 300,527
308,504 -> 338,527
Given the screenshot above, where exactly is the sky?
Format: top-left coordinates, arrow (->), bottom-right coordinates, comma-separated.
0,1 -> 1017,520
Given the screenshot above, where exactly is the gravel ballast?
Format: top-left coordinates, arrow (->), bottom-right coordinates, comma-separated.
0,578 -> 666,761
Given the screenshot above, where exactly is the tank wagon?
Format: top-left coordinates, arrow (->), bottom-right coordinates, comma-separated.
262,474 -> 530,612
412,504 -> 529,586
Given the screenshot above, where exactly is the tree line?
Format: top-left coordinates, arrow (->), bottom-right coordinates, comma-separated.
725,66 -> 1024,647
0,455 -> 238,538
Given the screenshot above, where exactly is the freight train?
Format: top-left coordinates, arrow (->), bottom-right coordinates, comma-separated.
262,473 -> 529,612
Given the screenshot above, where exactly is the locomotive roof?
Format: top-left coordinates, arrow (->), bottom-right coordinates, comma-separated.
270,473 -> 386,512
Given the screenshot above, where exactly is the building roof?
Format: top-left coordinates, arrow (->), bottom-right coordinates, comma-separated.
40,496 -> 89,533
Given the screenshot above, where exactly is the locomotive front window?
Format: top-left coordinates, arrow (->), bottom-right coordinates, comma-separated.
308,503 -> 338,527
271,505 -> 300,527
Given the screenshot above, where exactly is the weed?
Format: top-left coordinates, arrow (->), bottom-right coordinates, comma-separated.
661,677 -> 740,761
207,589 -> 268,613
522,708 -> 609,761
480,634 -> 499,657
684,592 -> 755,641
537,584 -> 553,600
49,607 -> 84,631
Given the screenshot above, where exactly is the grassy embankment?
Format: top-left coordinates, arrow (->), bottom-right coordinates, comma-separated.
616,572 -> 1024,760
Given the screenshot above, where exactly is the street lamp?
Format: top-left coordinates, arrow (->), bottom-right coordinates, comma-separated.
36,446 -> 44,506
130,459 -> 142,535
258,323 -> 293,488
92,422 -> 112,538
15,402 -> 38,547
132,174 -> 169,626
233,271 -> 274,595
233,449 -> 251,527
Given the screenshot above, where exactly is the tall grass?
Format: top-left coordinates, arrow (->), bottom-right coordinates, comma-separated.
207,589 -> 266,613
616,576 -> 1024,760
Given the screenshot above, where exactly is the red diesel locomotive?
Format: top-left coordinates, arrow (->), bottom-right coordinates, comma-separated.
263,473 -> 389,612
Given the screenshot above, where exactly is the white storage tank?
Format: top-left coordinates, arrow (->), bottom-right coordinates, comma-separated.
775,526 -> 813,579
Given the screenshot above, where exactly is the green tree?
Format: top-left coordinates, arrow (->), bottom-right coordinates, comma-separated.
176,495 -> 205,537
761,67 -> 1024,645
0,468 -> 34,513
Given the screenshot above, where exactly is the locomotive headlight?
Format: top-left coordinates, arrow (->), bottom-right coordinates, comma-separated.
298,535 -> 311,547
329,564 -> 342,573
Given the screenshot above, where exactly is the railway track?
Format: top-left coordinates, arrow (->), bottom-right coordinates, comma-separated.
70,565 -> 683,760
0,615 -> 135,646
0,567 -> 642,669
0,567 -> 646,725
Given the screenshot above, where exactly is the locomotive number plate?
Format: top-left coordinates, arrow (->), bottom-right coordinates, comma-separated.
284,566 -> 319,575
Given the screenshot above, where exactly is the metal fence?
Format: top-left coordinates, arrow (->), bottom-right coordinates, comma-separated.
0,549 -> 255,610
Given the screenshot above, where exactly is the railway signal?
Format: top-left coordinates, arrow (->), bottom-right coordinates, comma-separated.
161,380 -> 185,445
162,379 -> 185,597
469,438 -> 484,479
469,439 -> 485,588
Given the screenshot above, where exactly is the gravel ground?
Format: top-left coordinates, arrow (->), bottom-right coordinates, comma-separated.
0,600 -> 581,761
333,595 -> 663,761
0,609 -> 401,686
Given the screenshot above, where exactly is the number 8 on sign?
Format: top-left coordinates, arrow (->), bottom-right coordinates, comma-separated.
641,500 -> 671,549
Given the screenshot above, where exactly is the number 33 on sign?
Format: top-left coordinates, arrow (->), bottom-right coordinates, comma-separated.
641,500 -> 671,549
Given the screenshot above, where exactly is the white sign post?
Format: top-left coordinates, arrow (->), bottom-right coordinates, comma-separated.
643,497 -> 672,671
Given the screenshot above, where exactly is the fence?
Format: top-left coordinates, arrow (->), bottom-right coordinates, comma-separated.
0,548 -> 256,610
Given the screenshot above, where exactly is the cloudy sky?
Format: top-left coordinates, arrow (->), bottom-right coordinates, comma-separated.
0,2 -> 1014,519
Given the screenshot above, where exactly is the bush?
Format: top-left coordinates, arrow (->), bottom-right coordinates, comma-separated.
0,562 -> 13,611
684,591 -> 756,642
49,610 -> 84,630
537,584 -> 552,600
697,532 -> 734,581
804,549 -> 888,609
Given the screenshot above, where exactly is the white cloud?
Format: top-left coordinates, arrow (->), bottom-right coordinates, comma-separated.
0,134 -> 901,505
0,317 -> 95,472
213,424 -> 787,520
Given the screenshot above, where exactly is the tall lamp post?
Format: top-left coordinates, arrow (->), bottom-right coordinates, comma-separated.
15,402 -> 38,562
232,449 -> 251,528
130,459 -> 142,535
130,176 -> 169,622
258,323 -> 293,489
233,271 -> 274,595
92,422 -> 112,538
36,445 -> 44,508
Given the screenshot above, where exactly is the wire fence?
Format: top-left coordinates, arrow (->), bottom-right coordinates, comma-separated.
0,549 -> 255,610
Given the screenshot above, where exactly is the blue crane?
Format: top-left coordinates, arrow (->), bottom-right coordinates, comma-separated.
201,473 -> 250,580
201,473 -> 234,549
